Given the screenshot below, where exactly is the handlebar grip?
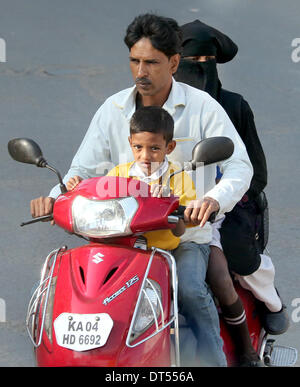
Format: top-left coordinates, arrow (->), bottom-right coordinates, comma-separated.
171,205 -> 217,223
208,211 -> 217,223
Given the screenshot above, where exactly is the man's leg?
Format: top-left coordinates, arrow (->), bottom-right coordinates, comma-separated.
172,241 -> 227,367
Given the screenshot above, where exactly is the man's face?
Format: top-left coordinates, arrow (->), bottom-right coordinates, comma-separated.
129,37 -> 180,102
128,131 -> 176,176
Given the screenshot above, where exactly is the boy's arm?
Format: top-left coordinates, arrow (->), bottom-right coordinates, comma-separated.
172,171 -> 197,208
66,176 -> 83,191
171,171 -> 197,231
66,165 -> 121,191
65,165 -> 121,192
106,166 -> 119,177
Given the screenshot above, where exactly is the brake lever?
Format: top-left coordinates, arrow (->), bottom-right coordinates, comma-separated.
20,214 -> 53,227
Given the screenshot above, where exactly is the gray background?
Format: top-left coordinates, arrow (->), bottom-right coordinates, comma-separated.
0,0 -> 299,366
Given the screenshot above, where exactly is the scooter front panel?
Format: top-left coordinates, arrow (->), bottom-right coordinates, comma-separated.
35,244 -> 172,367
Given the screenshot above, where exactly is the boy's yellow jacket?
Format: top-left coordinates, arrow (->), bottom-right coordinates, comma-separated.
107,161 -> 196,250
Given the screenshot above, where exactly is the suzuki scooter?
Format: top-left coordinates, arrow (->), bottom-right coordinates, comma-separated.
8,137 -> 297,367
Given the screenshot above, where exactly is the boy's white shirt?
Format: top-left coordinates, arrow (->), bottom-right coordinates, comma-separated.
128,158 -> 169,183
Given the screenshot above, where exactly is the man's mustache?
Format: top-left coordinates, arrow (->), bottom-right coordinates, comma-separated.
135,77 -> 152,85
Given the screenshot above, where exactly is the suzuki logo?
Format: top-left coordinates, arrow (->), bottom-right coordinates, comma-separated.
92,252 -> 104,264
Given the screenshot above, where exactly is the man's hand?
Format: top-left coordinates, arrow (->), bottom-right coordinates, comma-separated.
184,196 -> 219,228
30,196 -> 55,223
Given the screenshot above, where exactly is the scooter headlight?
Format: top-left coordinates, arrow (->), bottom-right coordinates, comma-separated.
72,196 -> 138,238
131,279 -> 162,339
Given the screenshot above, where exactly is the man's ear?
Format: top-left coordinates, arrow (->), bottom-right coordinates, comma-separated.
166,140 -> 176,154
128,136 -> 132,146
170,54 -> 180,74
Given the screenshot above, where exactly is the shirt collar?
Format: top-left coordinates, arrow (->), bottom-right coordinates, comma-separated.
112,85 -> 137,121
112,78 -> 186,120
162,77 -> 186,115
128,158 -> 169,183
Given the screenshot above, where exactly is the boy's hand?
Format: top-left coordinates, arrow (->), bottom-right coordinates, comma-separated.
66,175 -> 83,191
184,197 -> 219,228
150,184 -> 170,198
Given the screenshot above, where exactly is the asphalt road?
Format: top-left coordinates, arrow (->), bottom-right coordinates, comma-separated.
0,0 -> 300,366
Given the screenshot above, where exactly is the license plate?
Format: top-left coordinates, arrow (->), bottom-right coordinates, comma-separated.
54,313 -> 113,351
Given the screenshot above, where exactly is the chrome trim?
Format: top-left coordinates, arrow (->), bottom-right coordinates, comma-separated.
167,216 -> 179,224
157,248 -> 180,368
146,278 -> 164,327
125,247 -> 180,367
133,236 -> 148,250
142,287 -> 159,331
258,329 -> 268,360
26,246 -> 67,348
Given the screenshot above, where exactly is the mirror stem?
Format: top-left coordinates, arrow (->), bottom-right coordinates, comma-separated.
165,161 -> 194,189
45,163 -> 67,194
165,169 -> 184,189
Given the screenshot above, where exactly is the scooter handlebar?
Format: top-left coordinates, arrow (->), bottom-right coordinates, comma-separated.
171,205 -> 217,223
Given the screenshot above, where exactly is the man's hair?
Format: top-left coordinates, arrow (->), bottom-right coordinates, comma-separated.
124,13 -> 182,58
130,106 -> 174,143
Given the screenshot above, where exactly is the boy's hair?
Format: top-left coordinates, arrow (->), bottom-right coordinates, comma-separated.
130,106 -> 174,143
124,13 -> 182,58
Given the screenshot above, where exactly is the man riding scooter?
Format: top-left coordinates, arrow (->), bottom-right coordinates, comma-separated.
30,13 -> 253,366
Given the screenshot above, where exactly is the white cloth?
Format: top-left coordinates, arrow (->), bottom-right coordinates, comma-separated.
49,78 -> 253,243
235,255 -> 282,312
128,158 -> 169,183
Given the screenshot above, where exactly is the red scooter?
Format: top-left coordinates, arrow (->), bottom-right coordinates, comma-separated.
8,137 -> 297,367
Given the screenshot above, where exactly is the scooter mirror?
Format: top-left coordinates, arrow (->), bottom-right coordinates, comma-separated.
191,136 -> 234,168
8,138 -> 46,167
8,138 -> 67,193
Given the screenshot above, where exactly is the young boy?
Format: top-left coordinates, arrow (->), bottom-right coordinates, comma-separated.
66,105 -> 260,366
66,106 -> 195,250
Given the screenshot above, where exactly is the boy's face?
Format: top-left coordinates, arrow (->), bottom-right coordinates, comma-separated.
128,131 -> 176,176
